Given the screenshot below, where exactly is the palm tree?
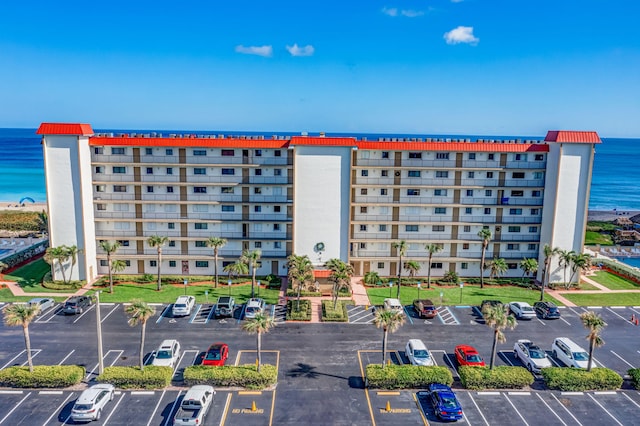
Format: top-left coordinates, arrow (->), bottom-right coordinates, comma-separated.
67,245 -> 80,281
580,311 -> 606,372
3,303 -> 41,372
287,254 -> 314,312
325,258 -> 354,309
541,244 -> 560,301
224,260 -> 249,282
392,240 -> 407,298
111,259 -> 127,280
486,257 -> 508,280
519,258 -> 538,280
0,261 -> 7,275
44,245 -> 71,283
147,235 -> 169,291
240,249 -> 262,298
206,237 -> 227,288
425,243 -> 443,289
100,241 -> 121,293
558,249 -> 576,287
363,271 -> 381,287
125,299 -> 156,371
242,313 -> 276,373
477,229 -> 492,289
483,303 -> 517,369
373,308 -> 406,368
36,210 -> 48,235
404,260 -> 421,278
569,253 -> 592,286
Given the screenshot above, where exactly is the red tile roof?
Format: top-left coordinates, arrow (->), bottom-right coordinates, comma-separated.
36,123 -> 94,136
290,136 -> 358,146
357,141 -> 548,152
313,270 -> 332,278
89,136 -> 289,149
544,131 -> 601,144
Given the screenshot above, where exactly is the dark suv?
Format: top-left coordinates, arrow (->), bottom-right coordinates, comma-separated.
63,296 -> 92,315
533,301 -> 561,319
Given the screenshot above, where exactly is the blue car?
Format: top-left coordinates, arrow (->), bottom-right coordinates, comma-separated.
428,383 -> 463,421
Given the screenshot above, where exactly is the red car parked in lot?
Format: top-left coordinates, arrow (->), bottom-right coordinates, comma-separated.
454,345 -> 485,367
202,343 -> 229,366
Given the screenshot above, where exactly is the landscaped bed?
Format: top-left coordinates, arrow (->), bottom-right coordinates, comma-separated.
587,270 -> 639,290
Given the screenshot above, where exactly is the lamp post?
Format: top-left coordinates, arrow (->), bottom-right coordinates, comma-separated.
183,279 -> 188,296
459,282 -> 464,304
417,282 -> 421,301
389,281 -> 393,298
228,280 -> 232,297
257,280 -> 261,298
95,291 -> 104,375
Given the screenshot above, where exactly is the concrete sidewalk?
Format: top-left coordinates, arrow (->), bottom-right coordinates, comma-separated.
0,279 -> 91,298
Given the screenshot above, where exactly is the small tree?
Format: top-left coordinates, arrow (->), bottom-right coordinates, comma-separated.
541,244 -> 560,300
363,271 -> 380,286
36,210 -> 48,235
477,229 -> 492,289
325,258 -> 354,309
0,261 -> 7,275
111,259 -> 127,280
224,260 -> 248,282
486,257 -> 508,280
569,253 -> 592,286
206,237 -> 227,288
373,308 -> 406,368
147,235 -> 169,291
44,245 -> 71,283
287,254 -> 313,312
100,241 -> 121,293
125,299 -> 156,370
580,311 -> 606,372
404,260 -> 421,278
559,250 -> 576,288
392,240 -> 407,298
67,245 -> 80,281
519,258 -> 538,280
425,243 -> 443,289
240,249 -> 262,298
242,313 -> 276,373
483,303 -> 517,369
3,304 -> 40,372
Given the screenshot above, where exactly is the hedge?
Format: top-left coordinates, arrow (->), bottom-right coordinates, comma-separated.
628,368 -> 640,390
541,367 -> 622,391
321,300 -> 349,322
0,365 -> 85,388
183,364 -> 277,390
366,364 -> 453,389
286,299 -> 311,321
459,366 -> 534,390
42,280 -> 85,290
96,366 -> 173,389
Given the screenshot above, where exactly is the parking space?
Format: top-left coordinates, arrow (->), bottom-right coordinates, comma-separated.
369,390 -> 425,425
221,390 -> 275,426
437,306 -> 460,325
0,348 -> 42,370
190,303 -> 216,324
347,305 -> 376,324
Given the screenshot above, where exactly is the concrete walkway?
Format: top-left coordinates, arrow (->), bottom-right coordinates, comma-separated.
1,279 -> 91,298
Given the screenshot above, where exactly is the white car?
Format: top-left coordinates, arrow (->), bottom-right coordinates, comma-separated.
509,302 -> 536,320
172,295 -> 196,317
71,383 -> 115,422
152,339 -> 182,368
406,339 -> 435,366
552,337 -> 594,369
245,298 -> 266,319
513,339 -> 552,373
27,297 -> 55,313
383,298 -> 404,315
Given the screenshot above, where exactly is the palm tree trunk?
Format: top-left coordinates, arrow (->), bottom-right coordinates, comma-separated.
23,324 -> 33,373
333,282 -> 339,310
587,338 -> 595,372
140,321 -> 146,371
108,255 -> 114,294
396,255 -> 402,299
58,259 -> 68,284
480,246 -> 486,289
490,329 -> 499,370
251,265 -> 256,298
382,328 -> 388,369
214,250 -> 219,288
427,253 -> 433,289
156,249 -> 162,291
256,332 -> 262,373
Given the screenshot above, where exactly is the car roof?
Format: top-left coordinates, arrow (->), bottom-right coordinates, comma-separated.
407,339 -> 427,349
384,298 -> 401,304
512,301 -> 532,307
554,337 -> 584,350
429,383 -> 453,392
175,295 -> 193,302
456,345 -> 478,354
66,296 -> 81,302
159,339 -> 178,348
207,342 -> 227,351
29,297 -> 50,303
247,298 -> 264,306
77,384 -> 112,402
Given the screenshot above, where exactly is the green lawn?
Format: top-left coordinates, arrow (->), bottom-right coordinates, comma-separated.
577,281 -> 599,291
587,271 -> 639,290
585,231 -> 613,246
587,221 -> 617,232
366,284 -> 561,306
2,259 -> 51,292
0,288 -> 66,303
562,292 -> 640,306
89,282 -> 280,305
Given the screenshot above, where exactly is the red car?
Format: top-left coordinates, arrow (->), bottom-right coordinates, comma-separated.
455,345 -> 485,367
202,342 -> 229,366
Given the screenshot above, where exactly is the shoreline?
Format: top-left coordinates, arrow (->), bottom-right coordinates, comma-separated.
0,201 -> 47,213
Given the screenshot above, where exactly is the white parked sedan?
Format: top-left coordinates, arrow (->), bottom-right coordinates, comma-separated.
152,339 -> 182,368
509,302 -> 536,320
513,339 -> 552,373
406,339 -> 435,366
27,297 -> 55,313
71,383 -> 115,422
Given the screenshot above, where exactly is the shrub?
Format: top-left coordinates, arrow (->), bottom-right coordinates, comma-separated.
286,290 -> 321,297
183,364 -> 277,390
0,365 -> 85,388
541,367 -> 622,391
628,368 -> 640,390
458,366 -> 534,390
321,300 -> 349,322
366,364 -> 453,389
42,280 -> 85,290
286,299 -> 311,321
96,366 -> 173,389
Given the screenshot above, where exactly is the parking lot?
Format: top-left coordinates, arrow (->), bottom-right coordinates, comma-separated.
1,302 -> 640,424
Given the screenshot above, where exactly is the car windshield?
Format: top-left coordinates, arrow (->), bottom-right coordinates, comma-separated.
548,307 -> 558,313
74,404 -> 93,411
246,307 -> 257,313
66,303 -> 77,307
175,304 -> 186,309
414,349 -> 430,358
522,306 -> 534,312
573,352 -> 589,361
529,348 -> 545,359
466,354 -> 482,363
440,395 -> 458,409
156,350 -> 173,359
206,351 -> 221,360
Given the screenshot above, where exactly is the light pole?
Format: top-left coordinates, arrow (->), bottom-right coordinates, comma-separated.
257,280 -> 261,298
228,279 -> 232,297
459,282 -> 464,304
95,291 -> 104,375
183,279 -> 188,296
389,281 -> 393,298
417,282 -> 421,301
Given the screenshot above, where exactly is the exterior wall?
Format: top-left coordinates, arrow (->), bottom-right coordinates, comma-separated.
293,145 -> 352,265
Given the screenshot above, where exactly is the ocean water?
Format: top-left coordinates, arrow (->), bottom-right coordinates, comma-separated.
0,128 -> 638,210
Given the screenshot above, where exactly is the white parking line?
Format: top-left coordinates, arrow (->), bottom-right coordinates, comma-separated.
131,391 -> 155,395
610,350 -> 635,368
587,393 -> 623,426
477,391 -> 500,395
145,389 -> 167,426
188,305 -> 202,323
0,392 -> 30,425
85,350 -> 124,380
73,304 -> 95,323
0,390 -> 22,394
559,317 -> 571,326
2,349 -> 26,370
163,391 -> 184,426
102,392 -> 126,425
20,349 -> 41,367
550,393 -> 583,426
101,304 -> 120,322
561,392 -> 584,396
593,391 -> 617,395
536,318 -> 546,325
466,392 -> 490,426
41,392 -> 75,426
58,350 -> 75,365
156,305 -> 170,323
535,393 -> 569,426
503,393 -> 529,426
606,307 -> 634,323
622,392 -> 640,409
35,305 -> 62,323
498,351 -> 515,366
38,390 -> 63,394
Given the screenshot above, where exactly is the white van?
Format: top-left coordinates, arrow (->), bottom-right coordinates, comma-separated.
551,337 -> 593,369
383,298 -> 404,315
406,339 -> 435,366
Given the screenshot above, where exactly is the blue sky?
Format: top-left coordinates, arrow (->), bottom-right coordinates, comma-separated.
1,0 -> 639,137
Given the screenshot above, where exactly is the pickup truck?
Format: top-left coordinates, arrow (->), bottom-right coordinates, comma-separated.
173,385 -> 215,426
214,296 -> 235,318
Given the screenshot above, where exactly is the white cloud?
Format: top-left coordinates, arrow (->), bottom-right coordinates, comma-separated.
382,7 -> 398,17
401,9 -> 424,17
382,7 -> 424,17
234,45 -> 273,57
443,26 -> 479,45
286,44 -> 315,57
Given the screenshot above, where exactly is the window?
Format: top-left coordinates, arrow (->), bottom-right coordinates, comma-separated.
468,153 -> 476,160
169,261 -> 176,268
508,226 -> 521,232
150,260 -> 157,267
461,262 -> 468,269
434,207 -> 446,214
361,170 -> 369,177
512,172 -> 525,179
194,187 -> 206,193
359,243 -> 367,249
488,153 -> 495,160
432,225 -> 445,232
112,147 -> 125,155
196,261 -> 209,268
96,185 -> 105,192
407,189 -> 420,196
463,243 -> 469,250
195,223 -> 208,230
255,169 -> 262,176
435,171 -> 449,178
193,204 -> 208,213
255,149 -> 262,157
535,154 -> 544,161
274,241 -> 282,249
465,207 -> 472,214
431,263 -> 443,269
484,208 -> 491,214
360,207 -> 367,213
222,261 -> 233,268
254,206 -> 261,212
274,150 -> 281,157
94,147 -> 104,155
360,225 -> 367,231
168,241 -> 176,247
218,187 -> 233,194
113,204 -> 129,212
274,206 -> 281,212
515,154 -> 527,161
166,167 -> 173,175
529,226 -> 538,233
360,188 -> 368,195
379,224 -> 387,231
145,148 -> 152,155
194,168 -> 206,175
167,186 -> 174,193
95,166 -> 103,174
436,153 -> 449,159
409,152 -> 422,159
273,223 -> 280,231
534,172 -> 544,179
221,205 -> 235,212
381,170 -> 388,177
97,204 -> 106,211
113,185 -> 126,192
378,262 -> 385,269
406,225 -> 419,232
510,208 -> 523,215
511,190 -> 524,197
380,188 -> 388,195
463,225 -> 471,232
112,166 -> 126,174
253,241 -> 262,248
168,222 -> 175,229
485,190 -> 493,196
166,149 -> 173,156
528,244 -> 538,251
145,167 -> 153,175
221,149 -> 234,156
468,171 -> 475,178
408,170 -> 421,177
146,186 -> 153,193
434,189 -> 447,196
487,172 -> 494,178
532,190 -> 541,197
100,260 -> 108,266
274,169 -> 282,176
195,241 -> 207,247
531,208 -> 540,215
382,151 -> 389,158
221,168 -> 235,175
507,244 -> 520,250
466,190 -> 474,196
117,240 -> 130,247
193,149 -> 206,156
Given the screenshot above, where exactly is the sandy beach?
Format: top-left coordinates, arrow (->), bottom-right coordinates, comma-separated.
0,201 -> 47,213
587,209 -> 640,222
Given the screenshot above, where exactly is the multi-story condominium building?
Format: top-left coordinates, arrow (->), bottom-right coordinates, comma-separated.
38,123 -> 599,285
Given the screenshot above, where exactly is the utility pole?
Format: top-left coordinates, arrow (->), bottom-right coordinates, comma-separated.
95,291 -> 104,375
